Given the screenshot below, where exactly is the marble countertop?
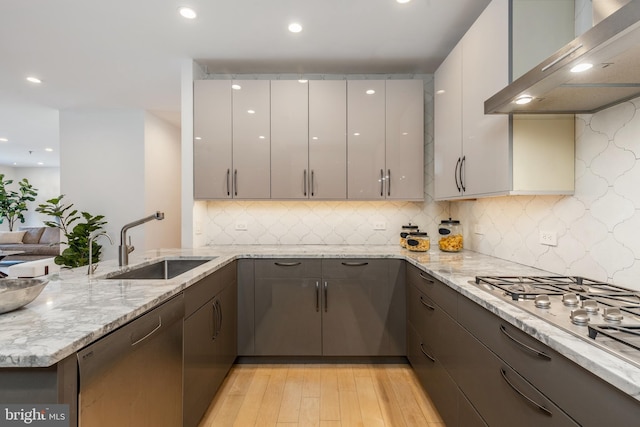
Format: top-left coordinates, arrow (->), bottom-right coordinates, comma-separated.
1,245 -> 639,402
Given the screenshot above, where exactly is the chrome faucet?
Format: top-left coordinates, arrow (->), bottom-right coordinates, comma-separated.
118,211 -> 165,266
88,231 -> 114,275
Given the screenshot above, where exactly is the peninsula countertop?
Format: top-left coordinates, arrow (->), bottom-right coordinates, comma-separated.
1,245 -> 638,402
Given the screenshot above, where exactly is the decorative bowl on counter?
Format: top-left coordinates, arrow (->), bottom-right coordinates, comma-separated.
0,278 -> 49,314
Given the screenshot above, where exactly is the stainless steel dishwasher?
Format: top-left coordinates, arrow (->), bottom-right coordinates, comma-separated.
77,294 -> 184,427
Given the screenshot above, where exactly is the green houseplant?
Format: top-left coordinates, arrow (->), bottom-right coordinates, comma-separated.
36,195 -> 107,268
0,174 -> 38,231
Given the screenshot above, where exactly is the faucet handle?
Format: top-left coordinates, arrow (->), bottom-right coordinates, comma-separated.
127,236 -> 135,254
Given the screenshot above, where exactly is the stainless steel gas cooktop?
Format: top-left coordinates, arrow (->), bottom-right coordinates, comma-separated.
472,276 -> 640,369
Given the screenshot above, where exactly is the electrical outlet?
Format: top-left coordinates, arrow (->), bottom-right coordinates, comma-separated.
194,221 -> 202,235
474,224 -> 484,235
539,230 -> 557,246
373,221 -> 386,230
235,222 -> 248,231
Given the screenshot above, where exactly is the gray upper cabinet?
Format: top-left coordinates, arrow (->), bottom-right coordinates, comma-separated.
434,0 -> 575,200
309,80 -> 347,199
348,80 -> 424,200
271,80 -> 347,199
232,80 -> 271,199
193,80 -> 232,199
194,78 -> 421,200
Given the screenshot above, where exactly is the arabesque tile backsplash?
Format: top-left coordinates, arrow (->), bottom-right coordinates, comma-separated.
194,82 -> 640,291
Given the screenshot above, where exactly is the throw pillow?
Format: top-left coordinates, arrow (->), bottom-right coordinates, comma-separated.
0,231 -> 27,244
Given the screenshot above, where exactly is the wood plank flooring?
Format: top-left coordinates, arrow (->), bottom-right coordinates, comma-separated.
199,363 -> 444,427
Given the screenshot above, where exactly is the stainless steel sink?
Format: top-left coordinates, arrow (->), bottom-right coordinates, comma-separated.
106,258 -> 216,280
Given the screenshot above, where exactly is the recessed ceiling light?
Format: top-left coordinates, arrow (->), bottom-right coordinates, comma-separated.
353,132 -> 360,136
514,95 -> 534,105
0,138 -> 8,142
436,89 -> 446,95
288,23 -> 303,33
37,162 -> 44,166
45,147 -> 53,152
194,137 -> 202,140
298,79 -> 308,83
259,135 -> 265,139
570,63 -> 593,73
26,76 -> 42,84
312,136 -> 319,140
397,0 -> 412,3
231,84 -> 242,90
178,7 -> 197,19
366,89 -> 376,95
247,109 -> 255,114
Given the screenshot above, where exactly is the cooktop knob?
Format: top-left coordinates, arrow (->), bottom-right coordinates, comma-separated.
562,293 -> 580,307
581,299 -> 599,314
534,295 -> 551,309
570,308 -> 590,326
603,307 -> 623,322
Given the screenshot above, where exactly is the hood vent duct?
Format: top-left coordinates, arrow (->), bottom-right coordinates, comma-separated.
485,0 -> 640,114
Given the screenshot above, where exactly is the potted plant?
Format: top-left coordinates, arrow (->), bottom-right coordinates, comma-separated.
36,195 -> 107,268
0,174 -> 38,231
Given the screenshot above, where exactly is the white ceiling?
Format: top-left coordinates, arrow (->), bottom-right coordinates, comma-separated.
0,0 -> 491,167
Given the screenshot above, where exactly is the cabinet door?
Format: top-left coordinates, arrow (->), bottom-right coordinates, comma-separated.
271,80 -> 309,199
194,80 -> 232,199
385,80 -> 424,200
309,80 -> 347,199
347,80 -> 386,199
434,44 -> 464,200
232,80 -> 270,199
322,259 -> 391,355
460,0 -> 510,196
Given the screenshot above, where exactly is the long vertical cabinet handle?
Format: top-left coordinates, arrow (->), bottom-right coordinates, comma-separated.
460,156 -> 466,192
387,169 -> 391,197
211,300 -> 218,341
311,170 -> 315,197
216,299 -> 223,337
303,169 -> 308,197
380,169 -> 384,197
226,169 -> 231,196
234,169 -> 238,197
324,281 -> 328,312
454,157 -> 462,192
315,281 -> 320,312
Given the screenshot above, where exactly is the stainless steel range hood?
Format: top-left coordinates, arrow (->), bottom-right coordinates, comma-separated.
485,0 -> 640,114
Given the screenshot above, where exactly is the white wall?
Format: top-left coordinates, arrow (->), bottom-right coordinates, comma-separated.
144,111 -> 181,249
0,166 -> 60,231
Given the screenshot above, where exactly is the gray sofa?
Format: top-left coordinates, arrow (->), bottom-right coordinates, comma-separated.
0,227 -> 60,261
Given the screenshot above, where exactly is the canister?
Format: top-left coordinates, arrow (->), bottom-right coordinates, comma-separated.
399,223 -> 419,248
438,218 -> 463,252
406,231 -> 430,252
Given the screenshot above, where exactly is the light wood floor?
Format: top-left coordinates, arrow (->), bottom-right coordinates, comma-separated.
198,363 -> 444,427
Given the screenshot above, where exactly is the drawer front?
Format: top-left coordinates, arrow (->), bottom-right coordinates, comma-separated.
458,295 -> 640,426
321,258 -> 387,279
406,264 -> 457,317
456,326 -> 578,427
255,259 -> 321,278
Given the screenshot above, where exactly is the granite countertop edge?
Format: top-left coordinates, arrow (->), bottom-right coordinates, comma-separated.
1,245 -> 638,401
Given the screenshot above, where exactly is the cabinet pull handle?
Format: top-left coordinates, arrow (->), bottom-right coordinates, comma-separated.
304,169 -> 308,197
341,262 -> 369,267
315,281 -> 320,312
211,300 -> 218,340
460,155 -> 466,192
324,281 -> 328,312
226,169 -> 230,196
420,296 -> 435,311
419,273 -> 435,284
380,169 -> 384,197
274,261 -> 302,267
387,169 -> 391,196
419,343 -> 435,362
311,170 -> 315,197
234,169 -> 238,196
131,317 -> 162,346
217,299 -> 223,337
500,368 -> 553,417
500,325 -> 551,361
454,157 -> 461,192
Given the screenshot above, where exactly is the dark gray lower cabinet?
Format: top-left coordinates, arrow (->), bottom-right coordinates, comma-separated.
183,262 -> 237,427
246,258 -> 405,356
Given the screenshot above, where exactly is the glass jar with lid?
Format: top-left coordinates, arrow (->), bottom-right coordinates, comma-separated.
406,231 -> 430,252
438,218 -> 463,252
400,223 -> 419,248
